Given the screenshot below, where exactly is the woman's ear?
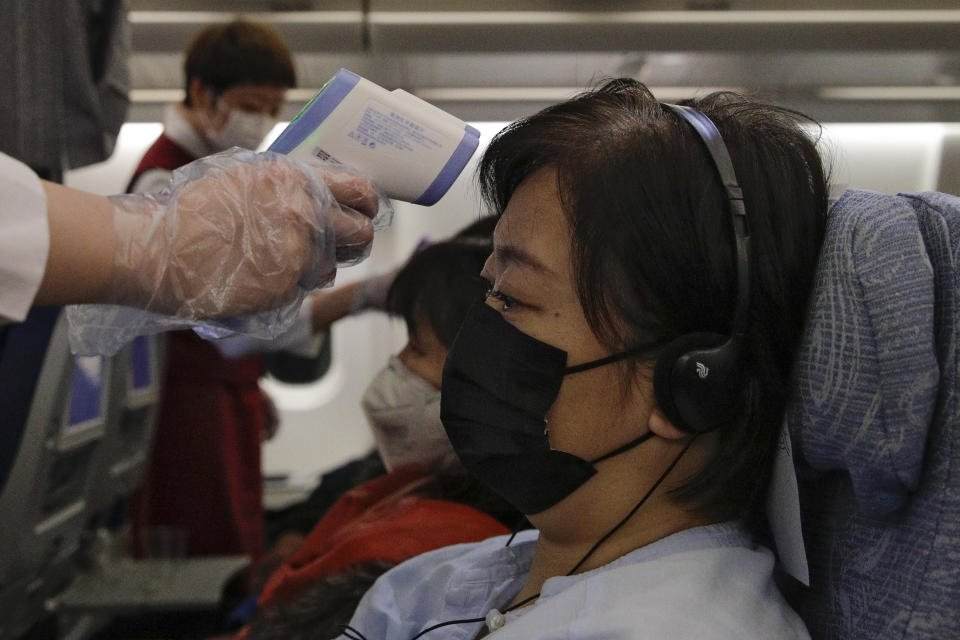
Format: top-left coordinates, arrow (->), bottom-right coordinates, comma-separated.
648,407 -> 689,441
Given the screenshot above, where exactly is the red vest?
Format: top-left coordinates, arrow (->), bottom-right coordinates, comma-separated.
126,133 -> 196,192
129,132 -> 267,561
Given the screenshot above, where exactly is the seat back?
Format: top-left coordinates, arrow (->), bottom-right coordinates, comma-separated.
0,307 -> 61,495
787,189 -> 960,639
0,310 -> 113,640
85,334 -> 165,522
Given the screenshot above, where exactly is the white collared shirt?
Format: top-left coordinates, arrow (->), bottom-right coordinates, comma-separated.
339,522 -> 810,640
128,104 -> 213,195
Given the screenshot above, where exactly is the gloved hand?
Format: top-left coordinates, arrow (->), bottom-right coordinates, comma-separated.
66,147 -> 393,355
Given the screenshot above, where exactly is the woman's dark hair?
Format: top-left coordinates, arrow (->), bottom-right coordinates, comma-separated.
478,79 -> 829,524
387,236 -> 493,350
183,20 -> 295,105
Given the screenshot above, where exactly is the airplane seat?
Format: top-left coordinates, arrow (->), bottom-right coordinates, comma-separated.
52,331 -> 249,637
0,306 -> 61,497
786,188 -> 960,639
84,334 -> 165,527
0,309 -> 112,640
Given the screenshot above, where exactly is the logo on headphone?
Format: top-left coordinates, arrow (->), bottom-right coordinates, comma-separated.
696,362 -> 710,379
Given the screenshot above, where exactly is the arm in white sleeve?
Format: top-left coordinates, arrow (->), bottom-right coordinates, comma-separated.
64,148 -> 392,356
213,269 -> 396,360
0,146 -> 392,352
0,153 -> 49,323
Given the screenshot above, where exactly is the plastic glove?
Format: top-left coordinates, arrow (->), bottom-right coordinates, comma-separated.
66,147 -> 393,356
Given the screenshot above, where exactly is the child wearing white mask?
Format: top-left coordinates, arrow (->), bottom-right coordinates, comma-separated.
237,221 -> 527,640
361,238 -> 496,472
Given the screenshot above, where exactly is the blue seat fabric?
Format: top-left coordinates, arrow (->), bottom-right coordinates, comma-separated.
786,189 -> 960,639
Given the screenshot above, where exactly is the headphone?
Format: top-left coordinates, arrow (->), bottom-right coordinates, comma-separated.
651,104 -> 752,435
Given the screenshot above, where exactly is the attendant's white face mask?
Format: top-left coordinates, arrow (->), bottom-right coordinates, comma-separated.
361,355 -> 453,472
206,108 -> 276,152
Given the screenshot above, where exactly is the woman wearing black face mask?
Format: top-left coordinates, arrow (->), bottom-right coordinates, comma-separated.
336,80 -> 828,640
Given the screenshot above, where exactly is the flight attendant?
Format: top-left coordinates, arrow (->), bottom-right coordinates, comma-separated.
128,20 -> 297,562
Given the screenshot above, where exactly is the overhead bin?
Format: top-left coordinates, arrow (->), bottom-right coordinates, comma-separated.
129,10 -> 366,52
367,9 -> 960,52
122,1 -> 960,123
128,5 -> 960,54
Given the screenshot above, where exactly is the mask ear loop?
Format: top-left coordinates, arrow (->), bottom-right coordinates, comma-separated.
589,430 -> 656,465
339,435 -> 698,640
500,429 -> 655,547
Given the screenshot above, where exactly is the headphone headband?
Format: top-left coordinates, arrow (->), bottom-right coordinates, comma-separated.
663,103 -> 751,344
650,103 -> 753,434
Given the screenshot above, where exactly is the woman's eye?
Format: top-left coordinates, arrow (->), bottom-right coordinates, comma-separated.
487,288 -> 519,310
480,276 -> 522,311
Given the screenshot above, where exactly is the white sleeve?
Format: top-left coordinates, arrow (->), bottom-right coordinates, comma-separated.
0,152 -> 49,323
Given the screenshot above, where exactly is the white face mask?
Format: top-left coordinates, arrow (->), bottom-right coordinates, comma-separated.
206,109 -> 277,152
361,355 -> 453,473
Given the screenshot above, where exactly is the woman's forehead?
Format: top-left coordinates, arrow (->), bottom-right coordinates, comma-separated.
494,168 -> 570,275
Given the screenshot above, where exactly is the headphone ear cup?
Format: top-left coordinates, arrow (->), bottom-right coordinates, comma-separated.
653,332 -> 733,434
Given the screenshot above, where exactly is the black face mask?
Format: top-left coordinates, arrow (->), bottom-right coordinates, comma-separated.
440,302 -> 654,515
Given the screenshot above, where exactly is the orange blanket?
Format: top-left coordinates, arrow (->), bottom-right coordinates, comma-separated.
257,466 -> 509,608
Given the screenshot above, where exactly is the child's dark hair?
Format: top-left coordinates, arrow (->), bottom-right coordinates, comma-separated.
183,20 -> 295,104
386,232 -> 494,349
452,215 -> 498,241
